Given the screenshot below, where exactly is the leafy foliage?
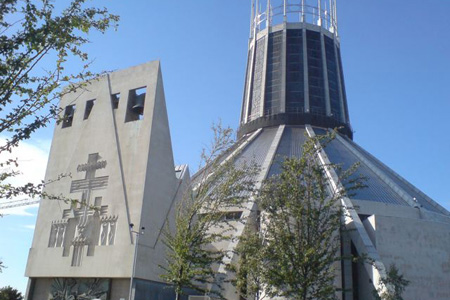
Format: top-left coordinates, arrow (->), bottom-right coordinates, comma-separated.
0,0 -> 119,201
160,123 -> 257,300
0,286 -> 23,300
233,132 -> 365,300
373,264 -> 409,300
230,228 -> 265,300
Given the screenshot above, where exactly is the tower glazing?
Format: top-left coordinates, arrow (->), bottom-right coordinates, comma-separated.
239,0 -> 351,138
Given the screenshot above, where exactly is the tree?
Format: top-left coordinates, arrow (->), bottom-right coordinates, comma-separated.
230,229 -> 265,300
0,0 -> 119,202
0,286 -> 23,300
373,264 -> 409,300
233,132 -> 364,300
160,123 -> 257,300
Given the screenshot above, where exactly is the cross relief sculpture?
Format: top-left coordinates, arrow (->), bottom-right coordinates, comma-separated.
48,153 -> 118,267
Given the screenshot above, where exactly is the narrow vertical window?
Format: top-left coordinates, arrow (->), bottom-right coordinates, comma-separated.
125,87 -> 146,122
306,30 -> 326,117
111,93 -> 120,109
83,99 -> 95,120
56,225 -> 65,247
264,32 -> 282,116
108,220 -> 116,245
71,242 -> 83,266
48,224 -> 58,247
98,216 -> 117,246
100,222 -> 108,246
62,104 -> 75,128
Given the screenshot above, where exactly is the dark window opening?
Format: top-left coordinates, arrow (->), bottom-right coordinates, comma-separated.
83,99 -> 95,120
125,87 -> 146,122
198,211 -> 243,222
286,29 -> 304,114
62,104 -> 75,128
325,36 -> 342,122
111,93 -> 120,109
358,214 -> 370,222
224,211 -> 243,220
306,30 -> 326,117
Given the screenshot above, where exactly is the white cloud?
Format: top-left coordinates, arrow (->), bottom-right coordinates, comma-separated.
23,224 -> 36,230
0,137 -> 50,216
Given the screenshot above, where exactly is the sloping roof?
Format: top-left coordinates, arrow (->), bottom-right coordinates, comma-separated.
194,125 -> 449,216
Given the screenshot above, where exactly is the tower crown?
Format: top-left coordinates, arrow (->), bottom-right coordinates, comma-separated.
251,0 -> 339,36
239,0 -> 352,138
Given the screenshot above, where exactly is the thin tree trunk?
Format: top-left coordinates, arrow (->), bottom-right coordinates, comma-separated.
175,266 -> 183,300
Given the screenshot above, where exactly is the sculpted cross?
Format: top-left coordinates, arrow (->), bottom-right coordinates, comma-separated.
70,153 -> 109,205
48,152 -> 117,267
70,153 -> 109,266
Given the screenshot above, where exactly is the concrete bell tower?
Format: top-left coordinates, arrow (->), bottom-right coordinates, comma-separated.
25,62 -> 189,300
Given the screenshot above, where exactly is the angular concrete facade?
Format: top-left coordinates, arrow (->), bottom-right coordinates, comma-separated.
25,61 -> 189,300
194,1 -> 450,299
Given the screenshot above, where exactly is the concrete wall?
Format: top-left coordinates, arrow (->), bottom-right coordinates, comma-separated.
353,200 -> 450,300
372,214 -> 450,300
25,61 -> 186,299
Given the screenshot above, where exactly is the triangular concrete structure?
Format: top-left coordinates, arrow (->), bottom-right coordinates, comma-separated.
25,61 -> 189,300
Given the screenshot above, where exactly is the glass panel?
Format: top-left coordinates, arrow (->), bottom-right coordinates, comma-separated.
286,30 -> 304,114
306,30 -> 326,117
264,31 -> 283,116
337,47 -> 350,123
325,36 -> 342,122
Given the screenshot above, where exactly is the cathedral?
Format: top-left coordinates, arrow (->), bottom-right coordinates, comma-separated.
25,1 -> 450,300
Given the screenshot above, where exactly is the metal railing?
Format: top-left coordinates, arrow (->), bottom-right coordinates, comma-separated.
251,0 -> 338,36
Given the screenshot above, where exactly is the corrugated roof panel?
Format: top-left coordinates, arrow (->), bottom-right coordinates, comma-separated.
192,125 -> 447,214
235,127 -> 278,169
323,136 -> 409,206
231,127 -> 280,197
346,137 -> 447,214
268,126 -> 308,177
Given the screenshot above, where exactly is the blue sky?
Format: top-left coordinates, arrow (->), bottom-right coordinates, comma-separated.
1,0 -> 449,294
